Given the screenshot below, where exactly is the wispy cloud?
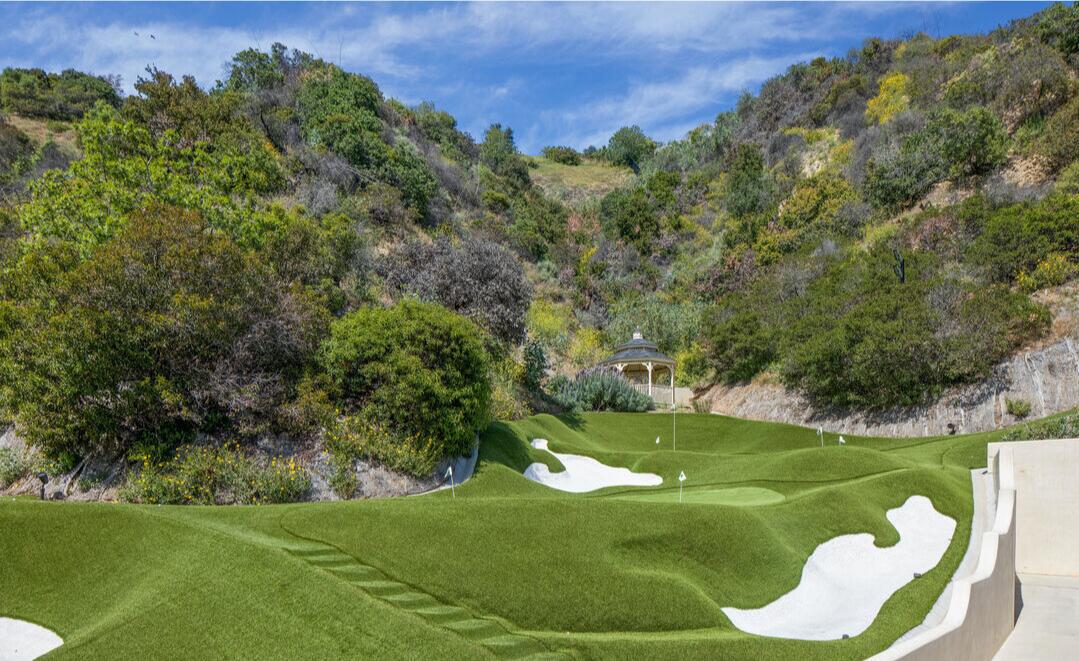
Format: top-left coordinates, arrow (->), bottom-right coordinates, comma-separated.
0,1 -> 1030,152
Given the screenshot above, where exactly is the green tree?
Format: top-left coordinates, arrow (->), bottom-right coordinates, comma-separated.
724,143 -> 774,218
319,301 -> 491,460
606,125 -> 656,173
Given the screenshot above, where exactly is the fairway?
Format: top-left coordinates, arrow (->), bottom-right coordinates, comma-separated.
0,412 -> 1012,660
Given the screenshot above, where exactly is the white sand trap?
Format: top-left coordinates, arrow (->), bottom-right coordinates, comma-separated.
722,495 -> 955,640
523,439 -> 662,493
0,618 -> 63,660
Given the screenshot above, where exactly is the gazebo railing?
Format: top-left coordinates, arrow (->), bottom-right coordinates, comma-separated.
631,383 -> 675,404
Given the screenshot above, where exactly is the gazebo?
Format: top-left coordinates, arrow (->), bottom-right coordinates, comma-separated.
599,328 -> 675,407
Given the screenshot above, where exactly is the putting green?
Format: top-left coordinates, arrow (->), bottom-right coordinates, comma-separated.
611,486 -> 785,506
1,409 -> 1039,660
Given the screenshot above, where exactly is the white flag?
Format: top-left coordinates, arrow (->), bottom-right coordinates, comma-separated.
445,466 -> 454,479
838,436 -> 846,445
655,436 -> 661,445
678,471 -> 686,482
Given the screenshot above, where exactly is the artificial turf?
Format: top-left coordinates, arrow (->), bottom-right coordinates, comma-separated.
0,412 -> 1028,659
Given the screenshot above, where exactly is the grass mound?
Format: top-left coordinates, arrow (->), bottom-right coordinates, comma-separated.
0,410 -> 1043,660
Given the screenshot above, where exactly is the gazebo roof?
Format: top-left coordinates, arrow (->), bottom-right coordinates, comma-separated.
600,329 -> 674,366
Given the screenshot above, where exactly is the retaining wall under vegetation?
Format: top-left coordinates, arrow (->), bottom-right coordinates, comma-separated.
705,329 -> 1079,437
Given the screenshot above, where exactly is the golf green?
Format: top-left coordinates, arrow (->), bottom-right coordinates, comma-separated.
1,410 -> 1045,660
610,485 -> 785,506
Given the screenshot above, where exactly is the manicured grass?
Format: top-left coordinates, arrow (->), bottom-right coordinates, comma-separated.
0,412 -> 1041,659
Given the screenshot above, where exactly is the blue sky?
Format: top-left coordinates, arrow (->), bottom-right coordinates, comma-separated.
0,2 -> 1053,153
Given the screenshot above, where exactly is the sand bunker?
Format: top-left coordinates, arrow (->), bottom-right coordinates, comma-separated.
0,618 -> 63,660
524,439 -> 662,493
722,495 -> 955,640
614,486 -> 784,506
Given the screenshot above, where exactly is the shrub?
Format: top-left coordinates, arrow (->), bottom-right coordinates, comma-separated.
526,300 -> 573,352
865,72 -> 911,124
0,67 -> 120,120
325,415 -> 444,479
968,194 -> 1079,282
600,187 -> 660,251
1001,411 -> 1079,441
509,190 -> 568,260
541,146 -> 581,165
119,444 -> 310,505
1037,95 -> 1079,171
607,294 -> 705,357
548,369 -> 654,413
926,106 -> 1008,177
567,327 -> 608,370
606,126 -> 656,173
1017,253 -> 1077,292
1034,3 -> 1079,57
522,340 -> 548,392
702,306 -> 776,383
724,143 -> 774,218
319,301 -> 490,464
380,236 -> 532,345
0,205 -> 333,459
0,447 -> 28,488
1006,398 -> 1032,419
1055,160 -> 1079,195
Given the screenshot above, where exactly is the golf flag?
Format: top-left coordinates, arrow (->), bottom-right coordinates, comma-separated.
838,435 -> 846,445
655,436 -> 661,446
678,471 -> 686,504
679,471 -> 686,482
445,465 -> 455,497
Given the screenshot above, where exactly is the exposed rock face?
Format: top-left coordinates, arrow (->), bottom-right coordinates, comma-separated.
705,283 -> 1079,437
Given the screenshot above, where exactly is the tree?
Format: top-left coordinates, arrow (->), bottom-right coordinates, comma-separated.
319,301 -> 491,461
0,205 -> 330,459
724,143 -> 774,218
600,187 -> 659,251
379,236 -> 533,345
0,67 -> 120,120
606,125 -> 656,173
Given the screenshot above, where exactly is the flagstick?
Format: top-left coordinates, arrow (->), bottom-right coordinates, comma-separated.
672,403 -> 677,452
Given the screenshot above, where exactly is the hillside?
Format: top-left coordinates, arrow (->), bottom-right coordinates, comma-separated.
1,4 -> 1079,494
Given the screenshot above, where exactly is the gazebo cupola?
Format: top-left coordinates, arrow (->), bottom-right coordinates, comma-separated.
599,328 -> 675,405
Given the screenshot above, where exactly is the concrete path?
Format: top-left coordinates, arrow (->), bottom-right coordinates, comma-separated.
993,573 -> 1079,660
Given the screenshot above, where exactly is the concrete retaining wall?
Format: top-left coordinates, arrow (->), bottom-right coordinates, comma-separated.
875,438 -> 1079,660
870,448 -> 1017,661
1001,439 -> 1079,577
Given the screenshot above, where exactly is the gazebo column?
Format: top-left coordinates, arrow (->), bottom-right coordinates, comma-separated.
646,362 -> 653,396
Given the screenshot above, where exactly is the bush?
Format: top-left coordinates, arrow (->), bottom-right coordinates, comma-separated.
548,369 -> 654,413
0,447 -> 28,488
119,444 -> 310,505
1006,398 -> 1032,419
606,126 -> 656,173
0,67 -> 120,120
325,415 -> 444,479
968,194 -> 1079,282
0,205 -> 333,459
1056,160 -> 1079,195
526,300 -> 573,352
509,190 -> 568,260
600,187 -> 660,251
1037,95 -> 1079,171
865,72 -> 911,124
1017,253 -> 1077,292
926,106 -> 1008,177
541,146 -> 581,165
724,143 -> 775,217
380,237 -> 532,345
319,301 -> 490,465
1001,411 -> 1079,441
702,306 -> 776,383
